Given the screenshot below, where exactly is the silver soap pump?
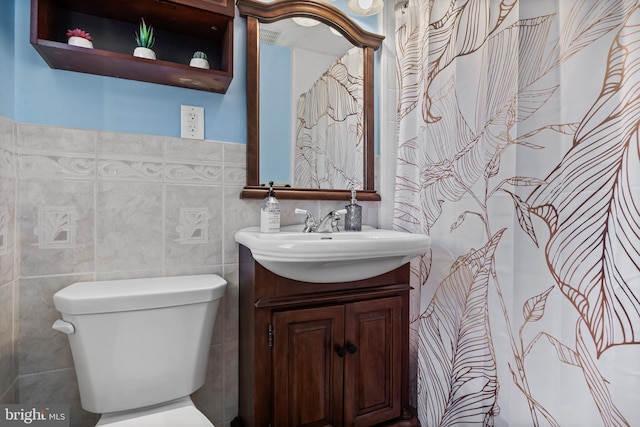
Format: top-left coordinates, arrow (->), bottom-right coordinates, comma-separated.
344,188 -> 362,231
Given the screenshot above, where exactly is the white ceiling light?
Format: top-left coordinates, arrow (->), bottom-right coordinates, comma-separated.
347,0 -> 383,16
292,17 -> 321,27
291,0 -> 335,27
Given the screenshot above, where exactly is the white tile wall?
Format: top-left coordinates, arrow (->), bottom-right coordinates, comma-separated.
0,115 -> 17,406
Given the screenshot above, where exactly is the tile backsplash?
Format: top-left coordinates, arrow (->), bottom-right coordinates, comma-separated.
0,115 -> 379,427
3,117 -> 259,426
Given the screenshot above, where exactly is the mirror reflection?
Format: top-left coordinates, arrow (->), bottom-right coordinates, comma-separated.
259,18 -> 364,189
237,0 -> 384,200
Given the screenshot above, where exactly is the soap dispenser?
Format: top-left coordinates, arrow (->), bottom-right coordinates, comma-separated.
260,181 -> 280,233
344,188 -> 362,231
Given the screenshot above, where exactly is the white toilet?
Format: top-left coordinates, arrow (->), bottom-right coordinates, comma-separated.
52,274 -> 227,426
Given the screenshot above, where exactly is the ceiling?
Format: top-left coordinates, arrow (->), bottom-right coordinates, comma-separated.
260,18 -> 355,57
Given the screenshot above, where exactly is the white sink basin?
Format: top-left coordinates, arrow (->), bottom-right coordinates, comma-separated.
235,225 -> 430,283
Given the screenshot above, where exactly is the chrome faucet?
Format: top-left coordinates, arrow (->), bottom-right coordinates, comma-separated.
295,208 -> 347,233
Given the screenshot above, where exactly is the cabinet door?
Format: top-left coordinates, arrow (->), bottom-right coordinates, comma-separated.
344,297 -> 403,427
273,306 -> 345,427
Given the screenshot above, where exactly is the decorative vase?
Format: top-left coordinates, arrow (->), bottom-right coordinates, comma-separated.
189,58 -> 209,69
133,47 -> 156,60
68,36 -> 93,49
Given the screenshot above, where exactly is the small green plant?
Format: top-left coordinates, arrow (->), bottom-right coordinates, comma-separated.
192,51 -> 208,60
135,18 -> 155,49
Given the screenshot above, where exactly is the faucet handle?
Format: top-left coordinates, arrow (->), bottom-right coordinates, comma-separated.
329,209 -> 348,232
295,208 -> 316,232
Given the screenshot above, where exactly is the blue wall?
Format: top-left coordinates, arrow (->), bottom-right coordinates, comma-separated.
4,0 -> 378,146
260,43 -> 292,184
8,0 -> 247,143
0,1 -> 15,119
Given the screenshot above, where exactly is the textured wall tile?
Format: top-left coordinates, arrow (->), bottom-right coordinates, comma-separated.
0,145 -> 15,179
223,142 -> 246,165
97,133 -> 164,182
222,265 -> 238,344
165,185 -> 223,269
166,137 -> 222,163
0,380 -> 17,404
165,162 -> 223,184
223,143 -> 246,186
0,178 -> 15,283
19,180 -> 94,276
0,282 -> 15,396
223,165 -> 245,186
223,339 -> 239,423
223,187 -> 260,264
96,181 -> 163,272
192,344 -> 224,425
18,275 -> 92,374
97,132 -> 164,158
17,124 -> 97,155
19,369 -> 99,427
19,154 -> 95,180
10,124 -> 253,423
97,158 -> 163,182
0,117 -> 14,150
0,118 -> 16,179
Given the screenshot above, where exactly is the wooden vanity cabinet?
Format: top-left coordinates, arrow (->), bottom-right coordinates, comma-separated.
238,245 -> 419,427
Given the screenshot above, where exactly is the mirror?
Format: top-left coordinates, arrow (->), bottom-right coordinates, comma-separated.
237,0 -> 384,200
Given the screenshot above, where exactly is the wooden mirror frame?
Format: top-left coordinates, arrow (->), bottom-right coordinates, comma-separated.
237,0 -> 384,200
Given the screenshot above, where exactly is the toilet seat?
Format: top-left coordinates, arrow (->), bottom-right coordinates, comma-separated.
96,397 -> 213,427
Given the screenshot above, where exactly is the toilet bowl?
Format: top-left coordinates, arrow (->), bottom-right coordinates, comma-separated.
52,274 -> 227,427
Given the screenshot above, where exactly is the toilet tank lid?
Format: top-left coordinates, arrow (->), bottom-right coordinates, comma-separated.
53,274 -> 227,315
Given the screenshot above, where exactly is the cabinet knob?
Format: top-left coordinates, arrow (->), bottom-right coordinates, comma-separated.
336,344 -> 358,357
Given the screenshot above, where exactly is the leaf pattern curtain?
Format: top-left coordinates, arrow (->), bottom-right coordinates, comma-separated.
393,0 -> 640,425
294,47 -> 364,189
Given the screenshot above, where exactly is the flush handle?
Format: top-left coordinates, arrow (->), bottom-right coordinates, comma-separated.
52,319 -> 75,335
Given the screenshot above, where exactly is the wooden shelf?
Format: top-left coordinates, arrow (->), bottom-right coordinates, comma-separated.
31,0 -> 234,93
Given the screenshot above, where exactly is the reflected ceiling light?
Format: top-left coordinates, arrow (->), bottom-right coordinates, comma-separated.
347,0 -> 383,15
329,27 -> 343,37
292,17 -> 321,26
291,0 -> 335,26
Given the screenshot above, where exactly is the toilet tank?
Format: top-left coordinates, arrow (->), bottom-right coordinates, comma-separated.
53,275 -> 227,414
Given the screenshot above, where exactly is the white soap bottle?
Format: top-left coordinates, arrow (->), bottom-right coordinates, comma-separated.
260,181 -> 280,233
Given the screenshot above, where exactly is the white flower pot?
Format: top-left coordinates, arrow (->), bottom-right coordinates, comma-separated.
189,58 -> 209,69
68,36 -> 93,49
133,47 -> 156,60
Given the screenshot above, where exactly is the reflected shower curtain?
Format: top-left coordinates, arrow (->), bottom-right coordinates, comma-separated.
294,47 -> 364,189
393,0 -> 640,425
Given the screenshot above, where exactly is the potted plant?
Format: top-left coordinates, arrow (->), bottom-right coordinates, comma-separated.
189,51 -> 209,69
66,28 -> 93,49
133,18 -> 155,59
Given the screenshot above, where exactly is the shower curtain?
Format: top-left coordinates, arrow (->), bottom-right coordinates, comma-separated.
294,47 -> 364,189
393,0 -> 640,425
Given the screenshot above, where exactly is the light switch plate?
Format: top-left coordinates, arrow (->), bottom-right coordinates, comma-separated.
181,105 -> 205,140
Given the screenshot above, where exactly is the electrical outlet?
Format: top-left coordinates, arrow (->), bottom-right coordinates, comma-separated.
181,105 -> 205,140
